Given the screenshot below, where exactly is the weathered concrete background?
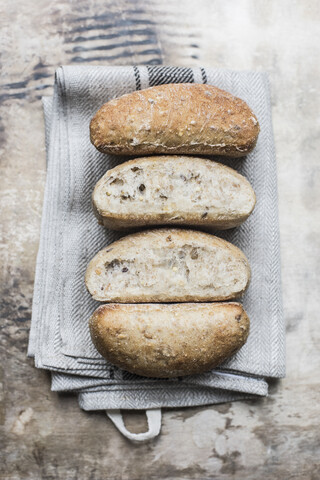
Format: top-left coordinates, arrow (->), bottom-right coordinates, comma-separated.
0,0 -> 319,478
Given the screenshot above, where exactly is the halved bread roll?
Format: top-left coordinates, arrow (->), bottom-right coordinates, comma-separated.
89,302 -> 250,378
92,156 -> 256,230
90,83 -> 259,157
85,229 -> 250,302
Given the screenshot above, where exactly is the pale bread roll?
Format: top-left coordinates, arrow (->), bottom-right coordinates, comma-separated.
85,229 -> 250,302
92,156 -> 256,230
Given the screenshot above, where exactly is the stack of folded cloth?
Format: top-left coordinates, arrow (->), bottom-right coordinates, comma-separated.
28,66 -> 285,412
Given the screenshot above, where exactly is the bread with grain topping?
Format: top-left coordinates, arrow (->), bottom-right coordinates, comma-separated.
85,228 -> 250,302
90,83 -> 259,157
89,302 -> 250,378
92,156 -> 256,230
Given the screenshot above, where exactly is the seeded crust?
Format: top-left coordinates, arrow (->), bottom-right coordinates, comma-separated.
92,156 -> 256,230
90,83 -> 260,157
89,302 -> 250,378
85,228 -> 251,302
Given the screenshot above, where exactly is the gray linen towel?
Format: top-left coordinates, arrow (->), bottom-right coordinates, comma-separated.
29,66 -> 285,412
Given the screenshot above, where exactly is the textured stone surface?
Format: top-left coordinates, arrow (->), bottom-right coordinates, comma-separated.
0,0 -> 319,479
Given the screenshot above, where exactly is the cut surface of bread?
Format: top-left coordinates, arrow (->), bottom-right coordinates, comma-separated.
93,156 -> 256,230
85,229 -> 250,302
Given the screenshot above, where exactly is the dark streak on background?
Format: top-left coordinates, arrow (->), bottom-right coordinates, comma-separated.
0,3 -> 203,104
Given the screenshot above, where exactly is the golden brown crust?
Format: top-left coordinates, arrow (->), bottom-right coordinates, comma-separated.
89,302 -> 250,378
85,228 -> 251,302
90,84 -> 260,157
92,155 -> 256,230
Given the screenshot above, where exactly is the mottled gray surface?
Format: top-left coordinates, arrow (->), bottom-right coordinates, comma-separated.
0,0 -> 319,479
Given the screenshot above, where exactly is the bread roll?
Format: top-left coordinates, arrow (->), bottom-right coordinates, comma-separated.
89,302 -> 250,378
92,156 -> 256,230
85,228 -> 250,302
90,83 -> 259,157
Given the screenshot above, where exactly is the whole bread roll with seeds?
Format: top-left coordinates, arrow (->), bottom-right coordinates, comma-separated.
89,302 -> 250,378
90,83 -> 259,157
92,156 -> 256,230
85,228 -> 251,303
